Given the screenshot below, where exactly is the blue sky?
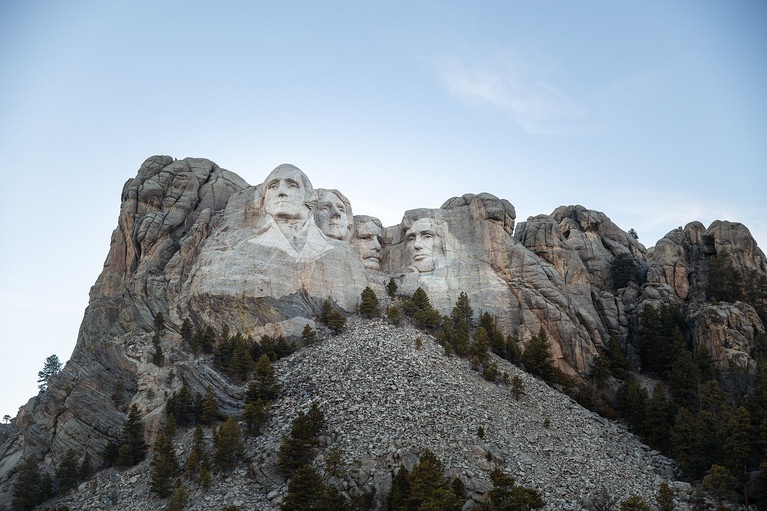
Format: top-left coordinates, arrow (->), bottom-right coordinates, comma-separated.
1,1 -> 765,418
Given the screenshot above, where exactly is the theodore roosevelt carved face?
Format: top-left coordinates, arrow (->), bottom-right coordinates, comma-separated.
316,189 -> 351,241
352,216 -> 384,271
405,218 -> 437,273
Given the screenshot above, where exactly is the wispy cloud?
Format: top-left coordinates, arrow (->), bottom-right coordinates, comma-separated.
439,55 -> 590,135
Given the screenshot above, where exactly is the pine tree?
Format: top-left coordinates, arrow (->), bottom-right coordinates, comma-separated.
164,413 -> 178,439
510,375 -> 525,401
387,465 -> 411,511
278,406 -> 325,476
247,354 -> 281,403
79,452 -> 93,482
199,462 -> 212,489
327,309 -> 347,334
227,333 -> 254,381
321,299 -> 333,325
386,278 -> 398,298
152,333 -> 164,366
522,328 -> 555,382
386,305 -> 402,325
213,417 -> 245,471
752,460 -> 767,511
37,354 -> 62,392
451,292 -> 474,328
725,406 -> 752,506
185,425 -> 206,475
481,467 -> 545,510
469,327 -> 490,362
360,287 -> 380,317
505,336 -> 522,364
201,324 -> 216,354
605,337 -> 628,379
281,464 -> 327,511
644,387 -> 674,453
167,385 -> 196,426
12,457 -> 44,511
301,324 -> 317,344
56,448 -> 81,492
668,348 -> 699,408
118,404 -> 148,466
281,464 -> 351,511
701,464 -> 737,505
153,311 -> 166,332
166,483 -> 189,511
199,388 -> 220,425
242,399 -> 268,435
671,407 -> 702,479
405,450 -> 462,511
656,482 -> 676,511
707,252 -> 743,303
274,335 -> 293,358
619,495 -> 651,511
180,318 -> 194,346
611,253 -> 638,289
149,434 -> 180,498
325,447 -> 345,479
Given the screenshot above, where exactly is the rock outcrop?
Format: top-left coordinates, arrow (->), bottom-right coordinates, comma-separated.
0,155 -> 765,509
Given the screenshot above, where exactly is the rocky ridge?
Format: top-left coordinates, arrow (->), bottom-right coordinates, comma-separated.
1,155 -> 765,509
42,316 -> 690,511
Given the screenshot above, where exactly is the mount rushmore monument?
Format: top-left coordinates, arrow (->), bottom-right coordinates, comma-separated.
77,156 -> 765,376
1,155 -> 765,508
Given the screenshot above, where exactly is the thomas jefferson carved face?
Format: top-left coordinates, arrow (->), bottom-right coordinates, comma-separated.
353,217 -> 383,271
406,218 -> 436,273
316,190 -> 350,240
263,165 -> 310,221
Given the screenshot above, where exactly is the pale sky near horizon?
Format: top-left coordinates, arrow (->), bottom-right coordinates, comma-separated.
1,1 -> 765,418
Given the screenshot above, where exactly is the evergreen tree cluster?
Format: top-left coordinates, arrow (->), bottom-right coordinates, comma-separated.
281,464 -> 353,511
179,318 -> 296,381
103,404 -> 148,468
708,251 -> 767,324
605,303 -> 767,508
476,468 -> 546,510
610,253 -> 640,290
387,450 -> 464,511
321,299 -> 347,334
401,287 -> 441,329
11,457 -> 54,511
166,385 -> 222,427
12,448 -> 94,510
278,403 -> 326,477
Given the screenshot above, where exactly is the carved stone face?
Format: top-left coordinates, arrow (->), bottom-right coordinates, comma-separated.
316,190 -> 349,240
406,218 -> 436,273
353,219 -> 384,271
263,166 -> 308,221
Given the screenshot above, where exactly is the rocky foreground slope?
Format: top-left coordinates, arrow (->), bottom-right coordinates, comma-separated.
41,316 -> 690,511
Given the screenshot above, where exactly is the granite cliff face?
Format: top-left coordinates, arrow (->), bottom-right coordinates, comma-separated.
1,155 -> 765,509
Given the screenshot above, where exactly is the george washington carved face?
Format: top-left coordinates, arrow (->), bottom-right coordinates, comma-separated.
263,164 -> 313,221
